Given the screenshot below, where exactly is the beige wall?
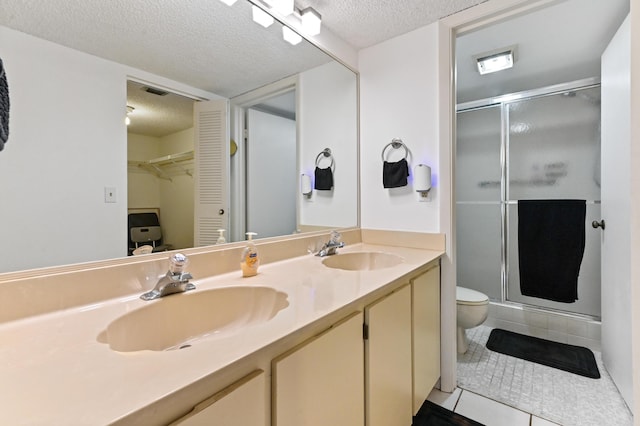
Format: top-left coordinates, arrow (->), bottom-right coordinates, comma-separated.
128,134 -> 161,209
159,128 -> 195,250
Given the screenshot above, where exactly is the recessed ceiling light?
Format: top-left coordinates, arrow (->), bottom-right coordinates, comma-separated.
475,46 -> 516,75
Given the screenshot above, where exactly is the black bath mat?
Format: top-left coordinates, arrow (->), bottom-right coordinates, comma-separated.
486,328 -> 600,379
413,400 -> 484,426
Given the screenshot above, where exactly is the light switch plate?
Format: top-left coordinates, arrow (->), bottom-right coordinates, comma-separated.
105,187 -> 117,203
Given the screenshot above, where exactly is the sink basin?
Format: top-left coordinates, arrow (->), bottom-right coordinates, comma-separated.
321,252 -> 403,271
102,286 -> 289,352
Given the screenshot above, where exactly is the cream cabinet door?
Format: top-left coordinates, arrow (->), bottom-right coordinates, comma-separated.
365,284 -> 412,426
412,264 -> 441,413
272,311 -> 365,426
171,370 -> 266,426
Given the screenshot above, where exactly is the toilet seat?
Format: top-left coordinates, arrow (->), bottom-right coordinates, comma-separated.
457,286 -> 489,306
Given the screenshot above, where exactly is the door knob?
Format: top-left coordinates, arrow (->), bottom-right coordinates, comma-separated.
218,209 -> 225,215
592,220 -> 605,230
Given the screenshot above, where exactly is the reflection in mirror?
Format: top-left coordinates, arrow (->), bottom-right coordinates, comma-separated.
126,81 -> 197,253
0,0 -> 358,273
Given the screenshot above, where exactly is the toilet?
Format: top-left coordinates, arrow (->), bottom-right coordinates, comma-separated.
456,286 -> 489,354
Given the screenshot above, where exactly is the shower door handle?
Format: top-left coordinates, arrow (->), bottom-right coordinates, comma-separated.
592,220 -> 605,230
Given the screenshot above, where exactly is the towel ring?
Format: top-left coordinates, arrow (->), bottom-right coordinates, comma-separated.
381,138 -> 408,161
315,148 -> 334,169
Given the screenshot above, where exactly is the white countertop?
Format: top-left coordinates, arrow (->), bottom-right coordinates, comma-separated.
0,243 -> 442,425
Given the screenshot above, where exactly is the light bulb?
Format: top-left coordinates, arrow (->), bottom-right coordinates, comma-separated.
252,5 -> 274,28
300,7 -> 321,36
282,26 -> 302,45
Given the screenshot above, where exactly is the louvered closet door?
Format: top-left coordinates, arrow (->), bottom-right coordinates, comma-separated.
194,100 -> 229,247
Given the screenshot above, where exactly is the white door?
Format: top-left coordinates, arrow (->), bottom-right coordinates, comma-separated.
245,108 -> 297,238
193,99 -> 229,246
600,15 -> 632,408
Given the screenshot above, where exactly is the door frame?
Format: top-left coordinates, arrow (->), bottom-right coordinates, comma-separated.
229,76 -> 298,243
456,77 -> 602,318
437,0 -> 573,393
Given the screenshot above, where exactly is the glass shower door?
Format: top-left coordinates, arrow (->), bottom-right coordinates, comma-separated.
456,105 -> 503,301
506,87 -> 601,316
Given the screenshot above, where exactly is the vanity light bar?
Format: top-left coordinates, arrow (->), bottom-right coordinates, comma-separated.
235,0 -> 322,44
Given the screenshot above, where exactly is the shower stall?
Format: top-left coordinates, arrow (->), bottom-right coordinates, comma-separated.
456,78 -> 602,318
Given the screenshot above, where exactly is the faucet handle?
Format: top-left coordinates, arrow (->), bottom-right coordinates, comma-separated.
169,253 -> 189,274
329,230 -> 342,243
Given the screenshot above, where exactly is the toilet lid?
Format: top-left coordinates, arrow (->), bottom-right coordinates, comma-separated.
457,286 -> 489,305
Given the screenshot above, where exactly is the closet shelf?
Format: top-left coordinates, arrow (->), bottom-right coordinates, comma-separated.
128,150 -> 194,181
147,150 -> 193,166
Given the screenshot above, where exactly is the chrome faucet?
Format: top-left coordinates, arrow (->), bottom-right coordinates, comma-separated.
315,231 -> 345,257
140,253 -> 195,301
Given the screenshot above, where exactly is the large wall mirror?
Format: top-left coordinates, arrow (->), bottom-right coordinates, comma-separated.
0,0 -> 358,273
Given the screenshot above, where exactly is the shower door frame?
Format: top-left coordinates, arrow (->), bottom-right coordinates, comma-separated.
456,76 -> 601,321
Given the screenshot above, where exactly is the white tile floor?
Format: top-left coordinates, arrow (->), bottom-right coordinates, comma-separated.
427,325 -> 634,426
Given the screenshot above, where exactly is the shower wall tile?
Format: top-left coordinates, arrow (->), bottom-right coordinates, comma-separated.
487,303 -> 601,346
510,308 -> 526,324
524,325 -> 548,339
567,335 -> 601,352
523,310 -> 548,329
587,322 -> 601,340
489,303 -> 512,321
547,315 -> 568,334
483,316 -> 499,328
546,330 -> 569,344
489,318 -> 527,335
566,318 -> 589,337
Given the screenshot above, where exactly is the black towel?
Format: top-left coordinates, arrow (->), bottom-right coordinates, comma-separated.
0,58 -> 9,150
518,199 -> 586,303
314,166 -> 333,190
383,158 -> 409,188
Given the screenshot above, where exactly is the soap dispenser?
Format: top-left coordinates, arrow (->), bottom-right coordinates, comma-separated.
216,229 -> 227,244
240,232 -> 260,277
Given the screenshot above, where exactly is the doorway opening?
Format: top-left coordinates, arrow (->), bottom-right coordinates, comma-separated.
456,78 -> 601,318
126,80 -> 197,253
245,91 -> 297,240
229,78 -> 298,242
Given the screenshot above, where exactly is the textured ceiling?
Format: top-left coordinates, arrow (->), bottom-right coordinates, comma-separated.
0,0 -> 331,98
0,0 -> 490,137
126,81 -> 195,138
456,0 -> 629,103
1,0 -> 631,137
299,0 -> 486,49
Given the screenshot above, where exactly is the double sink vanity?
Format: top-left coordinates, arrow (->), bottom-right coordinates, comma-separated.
0,229 -> 444,425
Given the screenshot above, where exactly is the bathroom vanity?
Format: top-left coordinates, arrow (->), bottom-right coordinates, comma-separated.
0,229 -> 443,425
